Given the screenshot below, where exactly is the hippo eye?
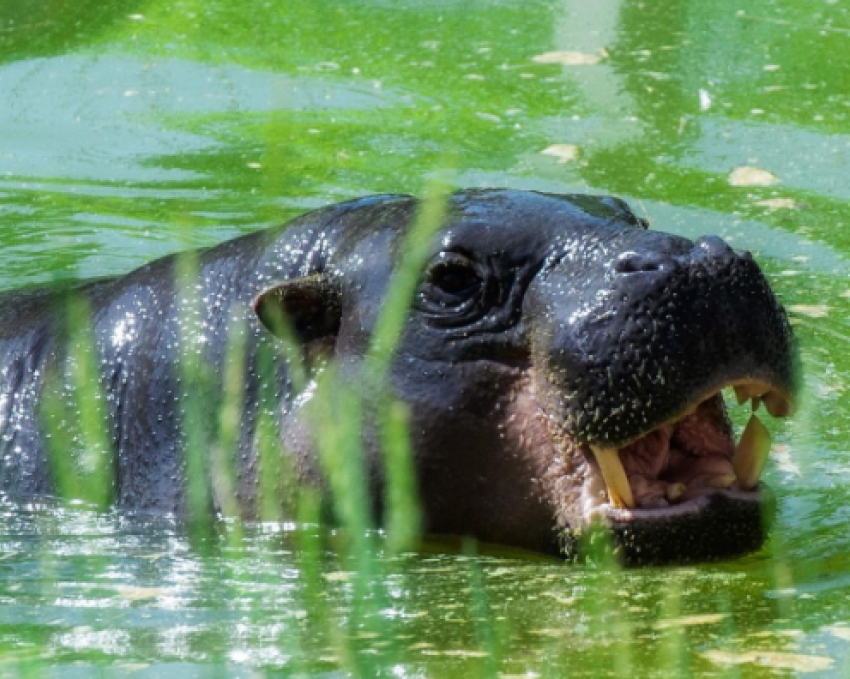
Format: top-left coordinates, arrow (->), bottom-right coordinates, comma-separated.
430,259 -> 480,296
419,252 -> 485,310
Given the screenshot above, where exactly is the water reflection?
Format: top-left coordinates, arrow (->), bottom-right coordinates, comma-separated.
0,56 -> 412,183
0,500 -> 826,675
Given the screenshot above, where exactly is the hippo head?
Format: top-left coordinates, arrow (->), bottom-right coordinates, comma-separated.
255,189 -> 798,564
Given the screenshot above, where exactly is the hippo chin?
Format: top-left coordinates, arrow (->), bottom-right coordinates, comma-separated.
0,189 -> 798,564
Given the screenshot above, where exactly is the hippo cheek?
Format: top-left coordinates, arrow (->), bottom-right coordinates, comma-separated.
393,362 -> 563,554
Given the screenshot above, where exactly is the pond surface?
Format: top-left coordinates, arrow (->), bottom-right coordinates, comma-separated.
1,0 -> 850,676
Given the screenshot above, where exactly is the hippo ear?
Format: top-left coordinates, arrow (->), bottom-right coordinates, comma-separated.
601,196 -> 650,229
253,274 -> 341,344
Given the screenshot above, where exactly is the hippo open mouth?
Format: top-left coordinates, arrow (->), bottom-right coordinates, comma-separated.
542,378 -> 794,564
590,381 -> 792,512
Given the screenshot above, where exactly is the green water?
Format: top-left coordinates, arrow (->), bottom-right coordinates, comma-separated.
2,0 -> 850,675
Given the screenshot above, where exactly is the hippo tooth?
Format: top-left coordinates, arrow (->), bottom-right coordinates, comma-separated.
751,396 -> 761,412
733,414 -> 772,490
666,483 -> 686,502
735,384 -> 771,406
763,390 -> 791,418
705,473 -> 736,489
590,446 -> 635,509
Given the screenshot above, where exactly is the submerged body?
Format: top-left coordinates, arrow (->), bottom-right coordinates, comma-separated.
0,190 -> 798,563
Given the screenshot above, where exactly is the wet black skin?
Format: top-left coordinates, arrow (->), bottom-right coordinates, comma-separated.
0,189 -> 797,563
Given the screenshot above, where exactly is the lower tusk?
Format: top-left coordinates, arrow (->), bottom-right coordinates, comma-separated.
706,473 -> 736,489
590,446 -> 635,509
733,414 -> 772,490
666,483 -> 686,502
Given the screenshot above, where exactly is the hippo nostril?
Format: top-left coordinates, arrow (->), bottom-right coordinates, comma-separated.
614,251 -> 679,275
693,236 -> 736,261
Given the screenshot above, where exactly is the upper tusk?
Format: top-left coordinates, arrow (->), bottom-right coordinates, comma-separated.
590,445 -> 635,509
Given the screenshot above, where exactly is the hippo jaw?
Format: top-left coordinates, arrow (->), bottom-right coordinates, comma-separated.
538,378 -> 794,565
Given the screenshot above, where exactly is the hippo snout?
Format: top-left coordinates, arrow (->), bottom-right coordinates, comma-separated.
530,230 -> 796,445
519,221 -> 796,562
692,234 -> 745,265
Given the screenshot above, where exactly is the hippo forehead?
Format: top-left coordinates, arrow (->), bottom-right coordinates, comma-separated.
435,189 -> 649,261
327,189 -> 649,268
329,189 -> 673,345
327,190 -> 656,346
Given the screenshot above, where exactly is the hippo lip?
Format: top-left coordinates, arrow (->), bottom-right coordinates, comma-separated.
596,485 -> 778,565
580,378 -> 794,520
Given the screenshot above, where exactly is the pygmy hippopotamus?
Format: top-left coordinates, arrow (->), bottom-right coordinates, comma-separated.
0,189 -> 798,564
